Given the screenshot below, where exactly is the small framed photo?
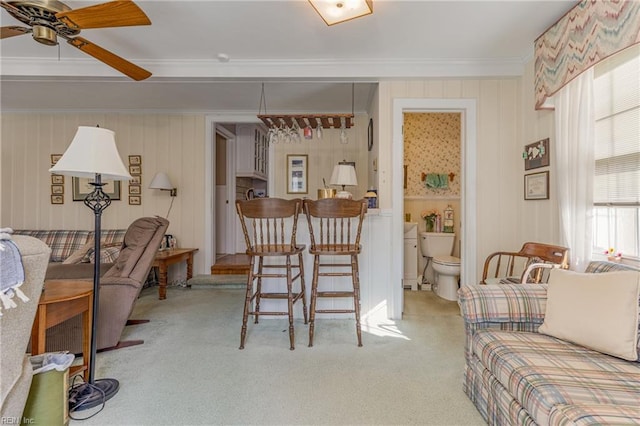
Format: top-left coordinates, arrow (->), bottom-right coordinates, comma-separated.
51,185 -> 64,194
129,165 -> 141,175
51,195 -> 64,204
72,177 -> 121,201
129,195 -> 141,205
524,171 -> 549,200
50,154 -> 62,165
524,138 -> 550,170
129,185 -> 141,195
286,154 -> 308,194
128,155 -> 142,165
130,175 -> 141,185
51,175 -> 64,184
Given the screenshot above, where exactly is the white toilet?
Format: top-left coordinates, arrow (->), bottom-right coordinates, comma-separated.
419,232 -> 461,301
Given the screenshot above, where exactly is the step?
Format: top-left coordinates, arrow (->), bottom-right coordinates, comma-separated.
210,264 -> 250,275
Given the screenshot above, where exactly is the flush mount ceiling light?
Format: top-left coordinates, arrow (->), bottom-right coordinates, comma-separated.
308,0 -> 373,26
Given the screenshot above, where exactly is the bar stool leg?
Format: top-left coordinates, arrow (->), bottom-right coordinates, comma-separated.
298,252 -> 308,324
240,256 -> 256,350
352,254 -> 363,347
254,256 -> 264,324
308,255 -> 320,347
286,255 -> 295,350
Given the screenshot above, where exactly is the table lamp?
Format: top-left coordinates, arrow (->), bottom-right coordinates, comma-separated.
49,126 -> 131,414
330,162 -> 358,199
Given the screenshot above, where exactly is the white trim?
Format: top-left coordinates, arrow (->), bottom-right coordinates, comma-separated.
215,125 -> 238,254
1,57 -> 527,80
204,114 -> 263,268
391,99 -> 477,319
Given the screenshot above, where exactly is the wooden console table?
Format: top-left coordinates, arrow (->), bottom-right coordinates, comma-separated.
31,280 -> 93,381
153,248 -> 199,300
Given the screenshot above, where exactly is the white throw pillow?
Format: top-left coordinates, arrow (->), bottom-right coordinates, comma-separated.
539,268 -> 640,361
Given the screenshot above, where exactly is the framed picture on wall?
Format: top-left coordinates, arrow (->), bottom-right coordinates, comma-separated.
524,138 -> 550,170
72,177 -> 121,201
286,154 -> 308,194
524,171 -> 549,200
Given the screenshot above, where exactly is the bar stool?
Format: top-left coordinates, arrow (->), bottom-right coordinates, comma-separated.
235,198 -> 308,350
303,198 -> 367,347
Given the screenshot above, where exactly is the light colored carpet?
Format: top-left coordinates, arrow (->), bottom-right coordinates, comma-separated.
72,287 -> 484,425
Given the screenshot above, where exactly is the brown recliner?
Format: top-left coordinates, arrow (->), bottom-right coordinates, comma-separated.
44,216 -> 169,353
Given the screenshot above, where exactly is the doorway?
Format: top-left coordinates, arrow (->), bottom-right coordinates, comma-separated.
390,99 -> 477,319
402,112 -> 462,290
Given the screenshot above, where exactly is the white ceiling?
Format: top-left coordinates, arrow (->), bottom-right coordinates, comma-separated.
0,0 -> 576,113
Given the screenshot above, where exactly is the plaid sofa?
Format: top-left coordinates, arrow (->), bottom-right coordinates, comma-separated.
13,229 -> 126,264
458,261 -> 640,425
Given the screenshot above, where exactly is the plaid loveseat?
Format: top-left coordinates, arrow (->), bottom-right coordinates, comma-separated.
458,261 -> 640,425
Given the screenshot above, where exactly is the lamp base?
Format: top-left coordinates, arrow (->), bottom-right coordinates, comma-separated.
335,190 -> 353,199
69,378 -> 119,412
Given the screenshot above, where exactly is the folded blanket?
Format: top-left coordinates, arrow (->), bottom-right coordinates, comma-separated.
0,228 -> 29,315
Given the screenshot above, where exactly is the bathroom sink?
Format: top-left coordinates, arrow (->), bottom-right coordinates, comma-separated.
404,222 -> 417,233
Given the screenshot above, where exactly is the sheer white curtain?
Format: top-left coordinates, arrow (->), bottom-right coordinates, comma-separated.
553,68 -> 595,272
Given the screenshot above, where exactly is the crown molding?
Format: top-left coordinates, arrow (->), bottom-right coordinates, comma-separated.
0,56 -> 527,79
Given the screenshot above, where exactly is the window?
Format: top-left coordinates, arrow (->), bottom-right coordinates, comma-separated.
592,45 -> 640,260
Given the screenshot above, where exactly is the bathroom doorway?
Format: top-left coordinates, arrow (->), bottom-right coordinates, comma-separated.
390,99 -> 477,318
403,112 -> 462,291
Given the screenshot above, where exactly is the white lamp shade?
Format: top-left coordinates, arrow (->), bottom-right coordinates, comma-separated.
309,0 -> 373,26
149,172 -> 174,190
49,126 -> 131,181
330,164 -> 358,187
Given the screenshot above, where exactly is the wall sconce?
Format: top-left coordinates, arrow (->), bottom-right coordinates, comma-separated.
149,172 -> 177,196
149,172 -> 177,218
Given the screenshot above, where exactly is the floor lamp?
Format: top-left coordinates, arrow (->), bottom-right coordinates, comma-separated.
49,126 -> 131,413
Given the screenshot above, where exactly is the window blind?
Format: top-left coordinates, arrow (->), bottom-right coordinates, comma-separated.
593,45 -> 640,206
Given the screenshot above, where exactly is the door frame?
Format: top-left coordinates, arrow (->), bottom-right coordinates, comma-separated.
215,125 -> 237,254
390,98 -> 477,319
204,114 -> 265,268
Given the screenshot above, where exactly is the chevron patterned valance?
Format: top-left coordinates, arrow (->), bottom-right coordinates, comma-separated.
534,0 -> 640,110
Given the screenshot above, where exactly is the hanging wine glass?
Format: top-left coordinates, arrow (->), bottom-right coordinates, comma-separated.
277,123 -> 287,144
316,124 -> 323,140
303,124 -> 313,140
340,122 -> 348,144
268,125 -> 278,144
291,122 -> 302,143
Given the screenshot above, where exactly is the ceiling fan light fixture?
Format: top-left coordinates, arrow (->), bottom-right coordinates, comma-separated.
32,25 -> 57,45
309,0 -> 373,26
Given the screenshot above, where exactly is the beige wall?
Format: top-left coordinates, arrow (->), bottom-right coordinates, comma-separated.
0,62 -> 560,283
376,70 -> 560,278
269,113 -> 370,200
0,112 -> 208,272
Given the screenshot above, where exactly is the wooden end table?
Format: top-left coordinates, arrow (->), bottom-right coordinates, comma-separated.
31,280 -> 93,381
152,248 -> 199,300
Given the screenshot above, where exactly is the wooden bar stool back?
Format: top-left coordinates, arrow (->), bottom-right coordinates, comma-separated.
303,198 -> 367,347
235,198 -> 308,350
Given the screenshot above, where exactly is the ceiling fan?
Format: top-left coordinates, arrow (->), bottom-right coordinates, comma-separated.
0,0 -> 152,80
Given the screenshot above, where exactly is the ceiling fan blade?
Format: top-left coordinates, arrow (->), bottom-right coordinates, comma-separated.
56,0 -> 151,30
67,36 -> 151,81
0,0 -> 28,20
1,26 -> 30,39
